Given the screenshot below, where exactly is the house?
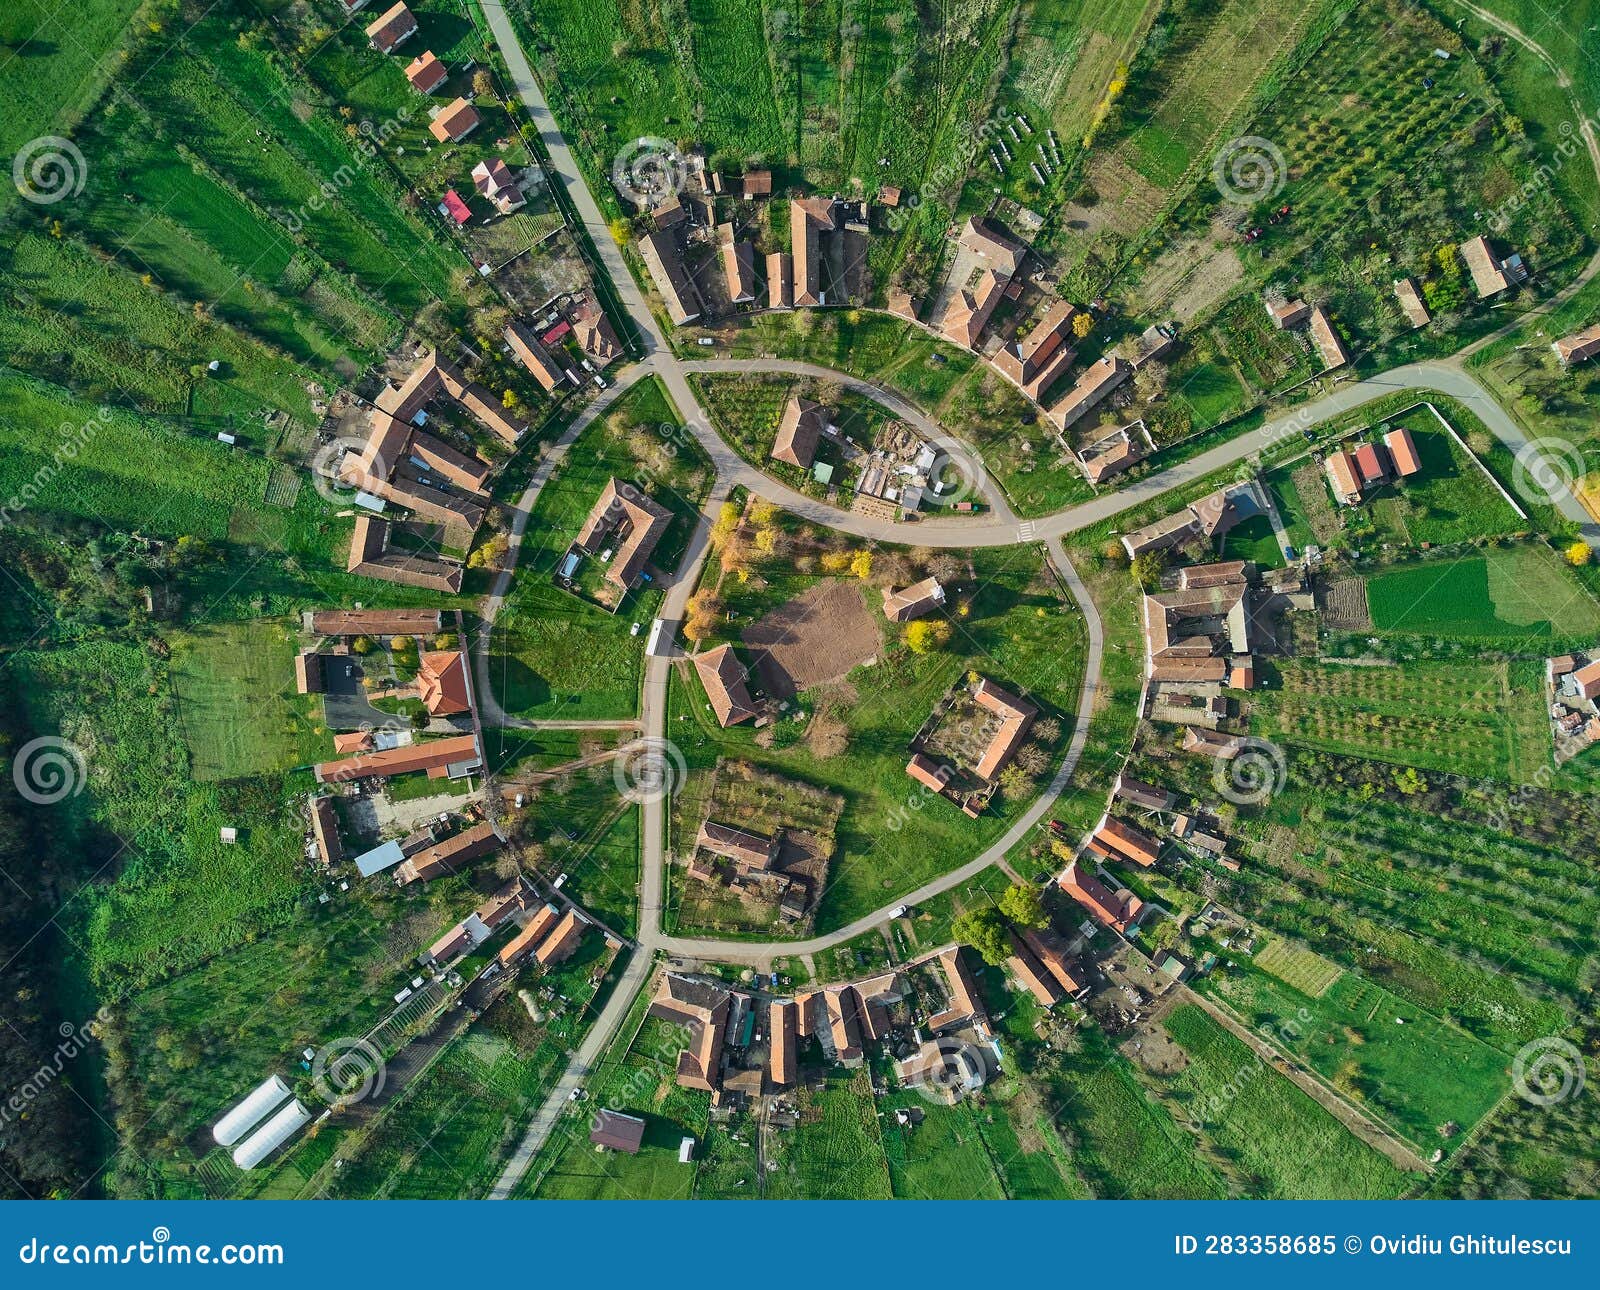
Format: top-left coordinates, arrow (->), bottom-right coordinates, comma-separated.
769,999 -> 797,1088
650,974 -> 732,1092
396,820 -> 501,884
1019,928 -> 1089,998
1308,305 -> 1349,371
428,98 -> 480,144
346,516 -> 463,593
1058,861 -> 1144,934
637,229 -> 705,324
1116,773 -> 1173,812
791,197 -> 838,306
533,909 -> 586,966
1007,933 -> 1063,1007
926,947 -> 985,1032
1120,480 -> 1263,558
990,299 -> 1077,401
365,2 -> 417,53
1265,296 -> 1310,330
942,218 -> 1027,349
742,170 -> 772,200
1152,949 -> 1192,986
882,576 -> 945,623
497,903 -> 559,966
1394,277 -> 1431,329
771,395 -> 826,469
971,678 -> 1036,781
1182,727 -> 1242,758
1048,356 -> 1131,433
1460,234 -> 1525,298
1078,422 -> 1149,485
1131,323 -> 1177,368
294,651 -> 324,695
311,609 -> 441,637
824,987 -> 863,1065
575,478 -> 672,589
1324,448 -> 1361,505
766,252 -> 793,309
471,158 -> 525,213
1385,426 -> 1422,477
404,50 -> 448,94
589,1109 -> 646,1155
1093,816 -> 1161,868
573,302 -> 622,368
1141,571 -> 1253,686
1574,658 -> 1600,702
696,821 -> 779,874
691,644 -> 759,726
905,752 -> 952,793
339,0 -> 373,13
1352,441 -> 1389,488
416,649 -> 470,716
439,188 -> 471,226
310,797 -> 342,867
505,320 -> 567,392
314,731 -> 480,784
1553,322 -> 1600,366
717,224 -> 757,304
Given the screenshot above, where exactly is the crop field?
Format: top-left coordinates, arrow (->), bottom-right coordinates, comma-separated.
1252,658 -> 1543,780
670,538 -> 1086,930
1252,939 -> 1340,997
1201,961 -> 1509,1151
1240,788 -> 1600,1048
490,379 -> 713,719
1365,544 -> 1600,646
1154,1004 -> 1413,1199
167,620 -> 328,781
764,1069 -> 892,1199
0,232 -> 318,425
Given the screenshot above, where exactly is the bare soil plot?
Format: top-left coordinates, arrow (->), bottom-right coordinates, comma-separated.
742,579 -> 883,699
1318,576 -> 1371,632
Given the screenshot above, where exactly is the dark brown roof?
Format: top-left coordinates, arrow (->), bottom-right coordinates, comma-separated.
590,1109 -> 646,1154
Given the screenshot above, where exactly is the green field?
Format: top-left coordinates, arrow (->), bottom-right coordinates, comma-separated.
1155,1004 -> 1414,1199
1365,544 -> 1600,645
1252,657 -> 1545,780
764,1068 -> 893,1199
168,620 -> 327,781
1201,959 -> 1510,1152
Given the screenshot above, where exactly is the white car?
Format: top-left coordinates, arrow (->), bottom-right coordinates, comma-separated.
696,337 -> 715,346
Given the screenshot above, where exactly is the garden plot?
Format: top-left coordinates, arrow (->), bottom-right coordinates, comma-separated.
1252,939 -> 1341,997
743,579 -> 884,698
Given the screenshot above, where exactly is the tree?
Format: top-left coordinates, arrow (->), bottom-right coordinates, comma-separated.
998,764 -> 1033,799
710,499 -> 740,548
1130,551 -> 1164,589
1071,311 -> 1094,339
1393,766 -> 1426,796
754,526 -> 783,556
819,550 -> 852,574
683,589 -> 723,643
472,69 -> 495,98
351,635 -> 376,656
608,216 -> 633,246
1566,541 -> 1592,567
904,618 -> 952,653
951,908 -> 1010,966
749,499 -> 780,527
998,882 -> 1048,929
849,550 -> 872,579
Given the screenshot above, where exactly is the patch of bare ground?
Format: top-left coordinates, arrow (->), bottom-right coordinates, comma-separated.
742,579 -> 883,698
